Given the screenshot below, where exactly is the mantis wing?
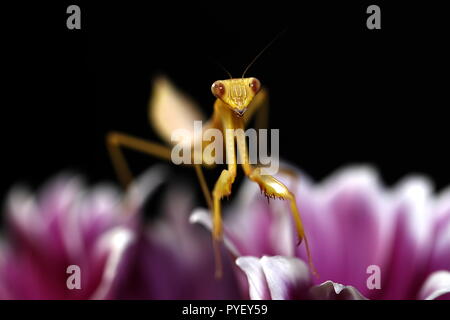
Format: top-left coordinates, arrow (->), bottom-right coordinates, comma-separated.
149,76 -> 205,146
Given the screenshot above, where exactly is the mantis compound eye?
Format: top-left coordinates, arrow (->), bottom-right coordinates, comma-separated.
249,78 -> 261,93
211,81 -> 225,98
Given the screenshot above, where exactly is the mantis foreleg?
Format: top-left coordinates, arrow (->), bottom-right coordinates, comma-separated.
234,118 -> 317,276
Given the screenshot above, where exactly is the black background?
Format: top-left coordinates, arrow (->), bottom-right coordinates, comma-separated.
1,1 -> 449,211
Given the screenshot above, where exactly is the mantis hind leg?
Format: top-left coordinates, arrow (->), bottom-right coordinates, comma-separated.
107,132 -> 213,210
107,132 -> 172,188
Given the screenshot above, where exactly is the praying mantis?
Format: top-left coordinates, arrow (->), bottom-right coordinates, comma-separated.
106,52 -> 315,277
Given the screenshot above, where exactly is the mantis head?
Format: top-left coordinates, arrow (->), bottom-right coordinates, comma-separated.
211,78 -> 261,117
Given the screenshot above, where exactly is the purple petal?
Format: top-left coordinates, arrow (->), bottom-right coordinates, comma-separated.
236,256 -> 311,300
309,281 -> 368,300
124,165 -> 168,212
430,190 -> 450,272
224,179 -> 297,257
91,227 -> 135,299
235,256 -> 271,300
418,271 -> 450,300
379,178 -> 434,299
282,167 -> 391,297
123,184 -> 241,300
189,208 -> 240,257
260,256 -> 311,300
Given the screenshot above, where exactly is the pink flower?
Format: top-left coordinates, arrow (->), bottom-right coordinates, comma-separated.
0,167 -> 240,299
0,174 -> 137,299
191,166 -> 450,299
116,170 -> 241,299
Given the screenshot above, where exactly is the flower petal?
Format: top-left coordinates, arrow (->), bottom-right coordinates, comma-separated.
236,256 -> 311,300
309,280 -> 368,300
125,165 -> 169,212
189,208 -> 240,257
430,189 -> 450,272
91,227 -> 135,299
259,256 -> 311,300
284,166 -> 391,298
235,256 -> 271,300
381,177 -> 434,299
418,271 -> 450,300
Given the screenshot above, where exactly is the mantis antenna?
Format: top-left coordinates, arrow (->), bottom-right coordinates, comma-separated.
209,56 -> 233,79
241,28 -> 288,78
218,63 -> 233,80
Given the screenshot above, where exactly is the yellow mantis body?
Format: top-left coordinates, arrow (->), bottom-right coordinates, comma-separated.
107,75 -> 315,277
